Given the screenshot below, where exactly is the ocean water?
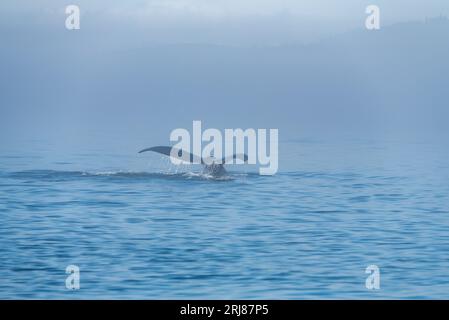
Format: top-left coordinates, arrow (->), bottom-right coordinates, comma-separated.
1,140 -> 449,299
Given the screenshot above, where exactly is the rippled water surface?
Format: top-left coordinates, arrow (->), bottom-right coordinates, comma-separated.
1,140 -> 449,299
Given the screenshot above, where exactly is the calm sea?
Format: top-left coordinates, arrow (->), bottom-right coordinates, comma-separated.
1,139 -> 449,299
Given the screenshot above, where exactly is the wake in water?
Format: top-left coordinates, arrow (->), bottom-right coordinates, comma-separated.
4,169 -> 245,182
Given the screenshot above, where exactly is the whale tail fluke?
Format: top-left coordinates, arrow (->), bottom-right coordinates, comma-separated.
139,146 -> 248,165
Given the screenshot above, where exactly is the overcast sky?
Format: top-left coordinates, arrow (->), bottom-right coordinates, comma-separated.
3,0 -> 449,18
1,0 -> 449,44
1,0 -> 448,151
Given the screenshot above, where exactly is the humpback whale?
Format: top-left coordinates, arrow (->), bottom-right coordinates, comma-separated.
138,146 -> 248,176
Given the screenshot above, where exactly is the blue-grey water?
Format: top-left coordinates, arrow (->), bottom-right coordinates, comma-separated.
1,140 -> 449,299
